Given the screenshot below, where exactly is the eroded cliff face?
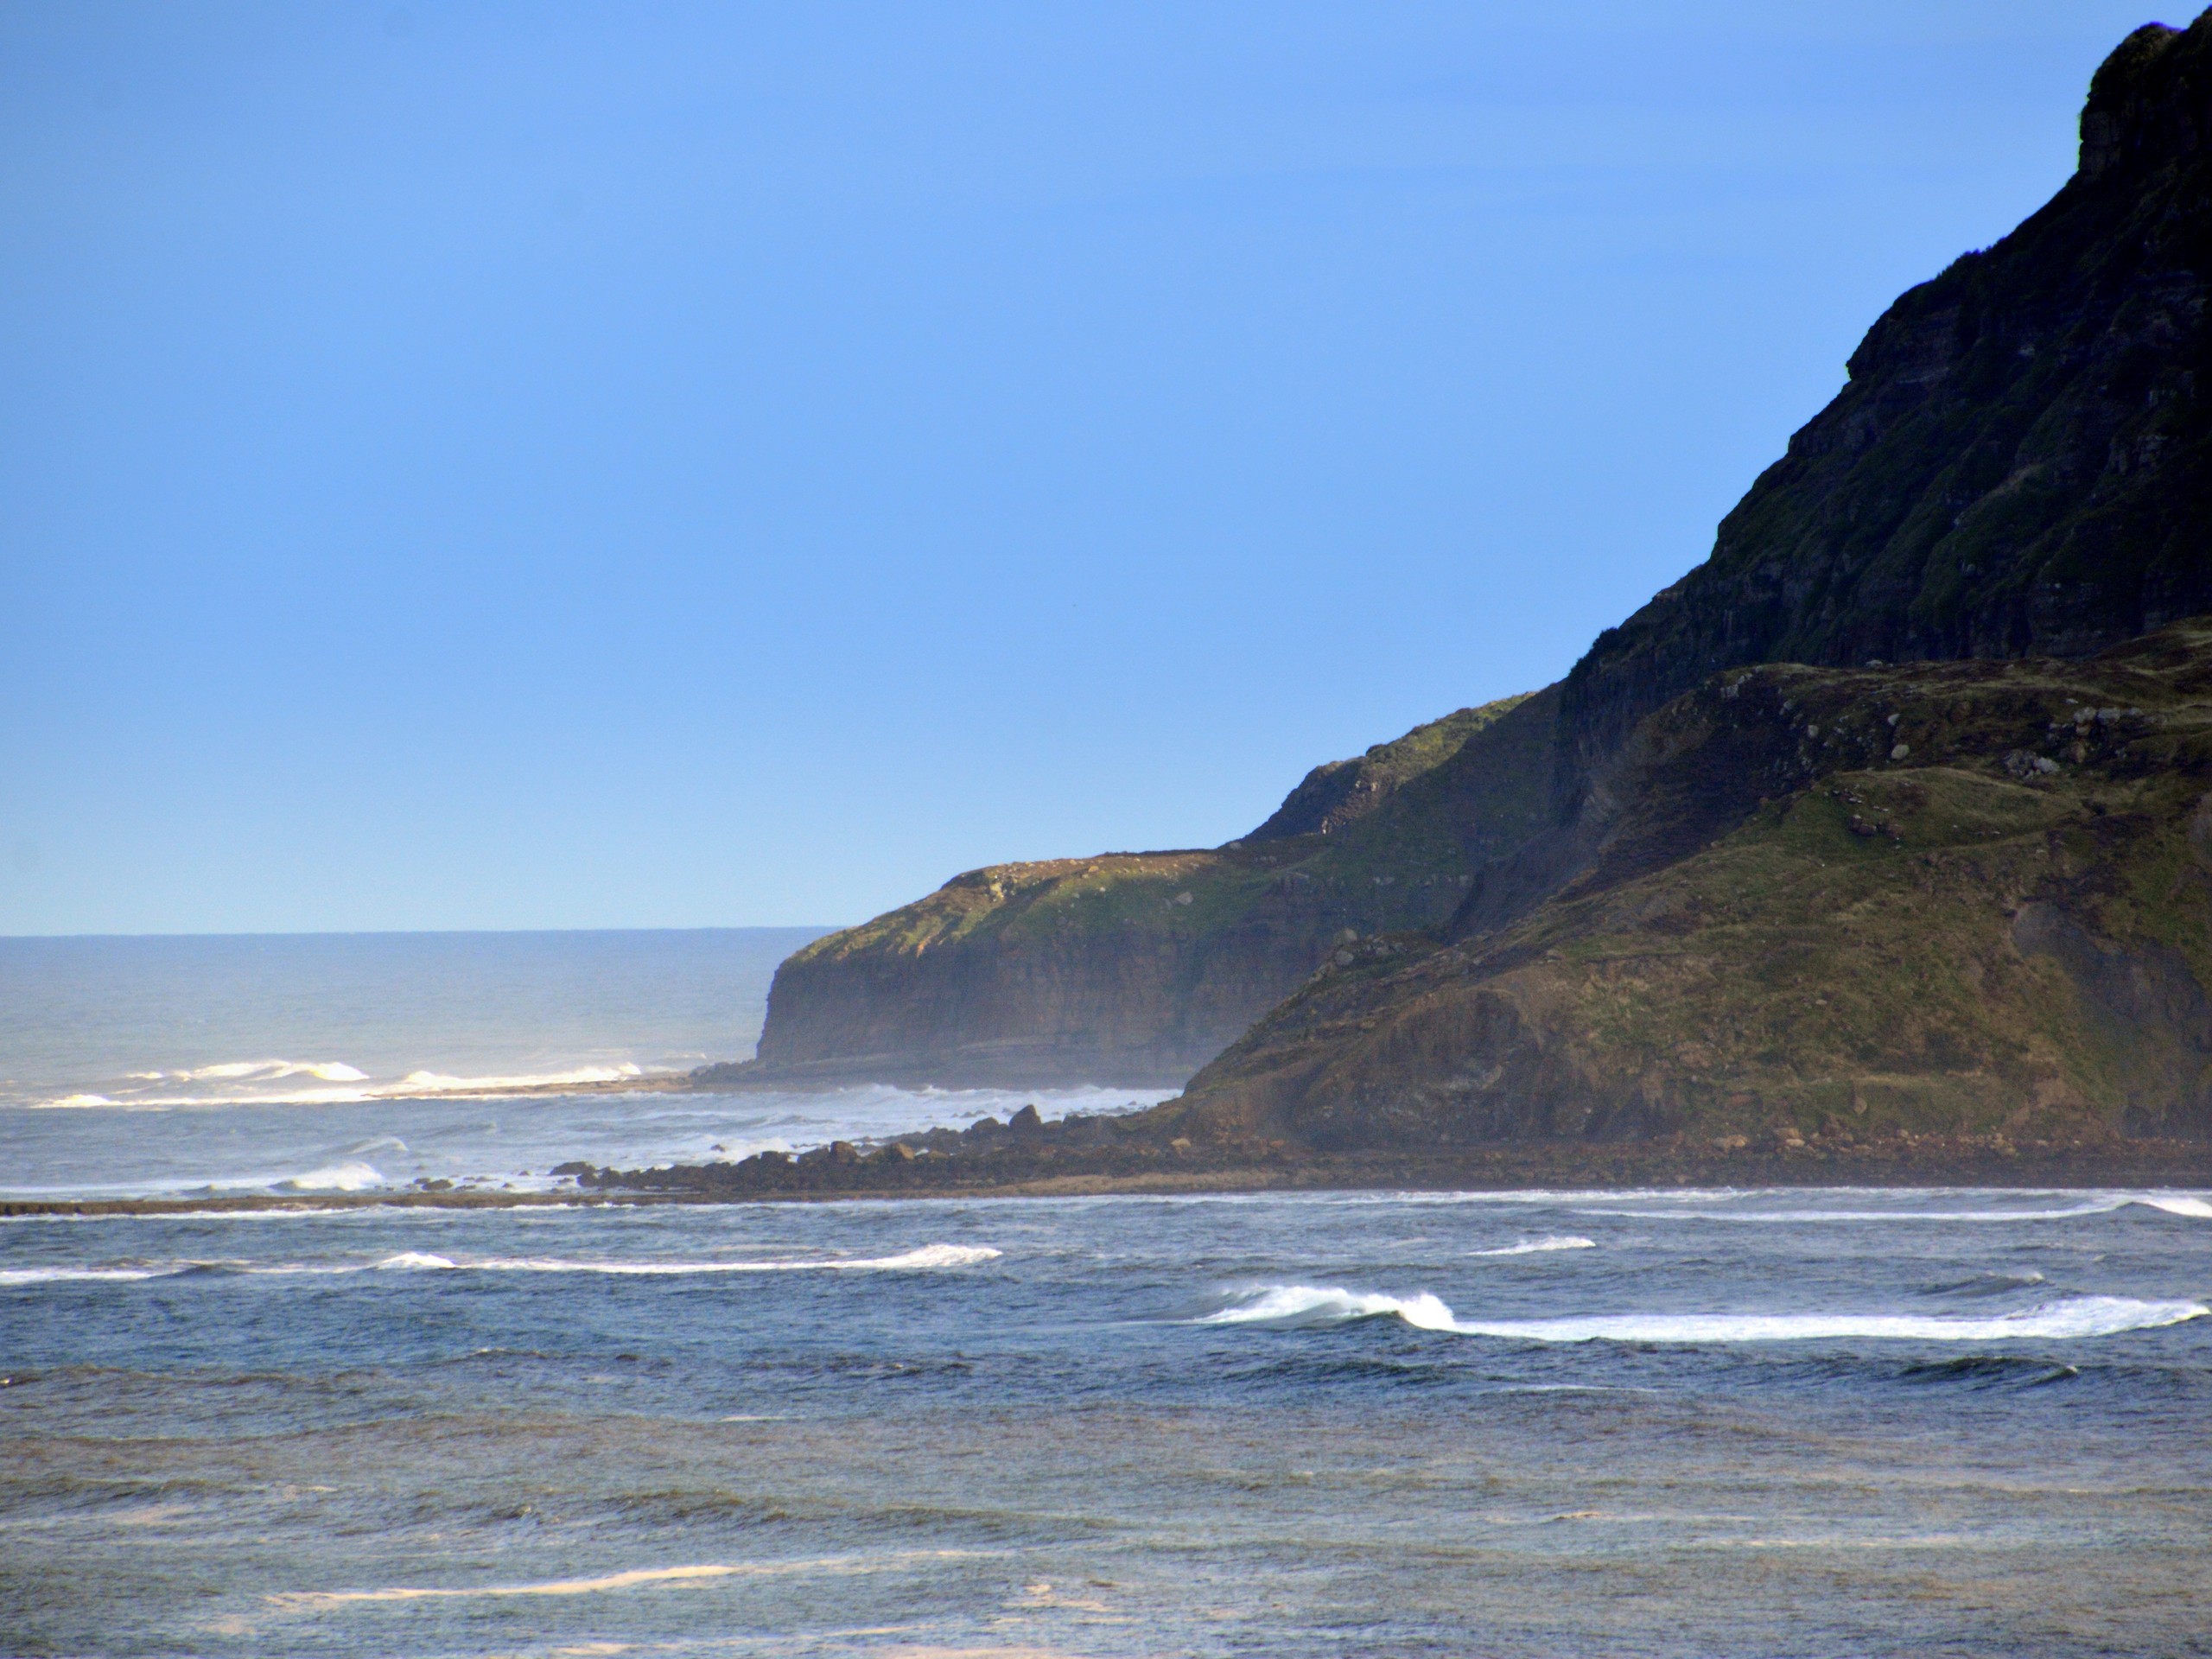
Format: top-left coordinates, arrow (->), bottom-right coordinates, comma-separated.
734,690 -> 1557,1086
1170,619 -> 2212,1153
728,11 -> 2212,1114
1555,14 -> 2212,805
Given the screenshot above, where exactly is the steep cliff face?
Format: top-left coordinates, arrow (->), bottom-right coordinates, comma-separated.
732,12 -> 2212,1113
735,690 -> 1556,1085
1171,619 -> 2212,1152
1556,14 -> 2212,802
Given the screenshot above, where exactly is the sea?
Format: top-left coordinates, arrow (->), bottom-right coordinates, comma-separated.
3,932 -> 2210,1656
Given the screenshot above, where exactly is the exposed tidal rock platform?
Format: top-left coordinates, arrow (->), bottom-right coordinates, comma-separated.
577,1117 -> 2212,1200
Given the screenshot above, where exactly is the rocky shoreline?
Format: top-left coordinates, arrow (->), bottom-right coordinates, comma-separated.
14,1103 -> 2207,1219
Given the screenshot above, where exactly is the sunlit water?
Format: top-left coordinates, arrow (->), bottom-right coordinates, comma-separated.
3,935 -> 2210,1654
0,931 -> 1166,1197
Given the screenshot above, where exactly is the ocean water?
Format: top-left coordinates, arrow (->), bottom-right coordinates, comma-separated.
3,935 -> 2211,1655
4,1189 -> 2210,1656
0,931 -> 1168,1198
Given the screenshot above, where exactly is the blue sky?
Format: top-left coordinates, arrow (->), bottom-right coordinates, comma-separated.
0,2 -> 2172,932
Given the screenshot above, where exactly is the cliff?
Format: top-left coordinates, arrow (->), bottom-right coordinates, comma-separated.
712,12 -> 2212,1121
1554,14 -> 2212,803
1166,618 -> 2212,1153
721,690 -> 1555,1086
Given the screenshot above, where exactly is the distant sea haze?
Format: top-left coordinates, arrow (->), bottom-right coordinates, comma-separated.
0,928 -> 1172,1199
0,929 -> 830,1108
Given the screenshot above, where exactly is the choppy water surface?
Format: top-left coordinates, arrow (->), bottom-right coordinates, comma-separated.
4,1187 -> 2209,1656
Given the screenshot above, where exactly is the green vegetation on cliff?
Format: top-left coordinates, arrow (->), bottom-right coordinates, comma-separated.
741,690 -> 1555,1085
722,10 -> 2212,1168
1560,12 -> 2212,785
1169,619 -> 2212,1153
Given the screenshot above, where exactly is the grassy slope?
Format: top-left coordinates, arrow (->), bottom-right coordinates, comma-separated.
1168,619 -> 2212,1153
774,690 -> 1553,987
741,690 -> 1560,1080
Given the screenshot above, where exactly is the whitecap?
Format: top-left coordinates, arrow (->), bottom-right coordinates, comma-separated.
1204,1285 -> 1461,1330
460,1243 -> 1001,1275
171,1059 -> 369,1084
374,1252 -> 456,1271
391,1064 -> 646,1096
1201,1285 -> 2208,1344
1470,1236 -> 1597,1257
1581,1198 -> 2133,1224
0,1266 -> 164,1286
2134,1193 -> 2212,1218
281,1162 -> 385,1193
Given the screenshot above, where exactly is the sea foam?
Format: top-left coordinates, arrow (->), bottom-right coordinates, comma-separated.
0,1266 -> 164,1286
1580,1192 -> 2212,1224
282,1162 -> 385,1192
1470,1236 -> 1597,1256
1202,1285 -> 2209,1343
462,1243 -> 1001,1275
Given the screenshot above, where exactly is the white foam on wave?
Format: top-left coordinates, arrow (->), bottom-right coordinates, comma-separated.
1583,1192 -> 2212,1224
281,1162 -> 385,1193
461,1243 -> 1002,1275
168,1059 -> 371,1084
1580,1197 -> 2168,1224
394,1065 -> 644,1095
0,1243 -> 998,1287
1205,1285 -> 1462,1330
2137,1194 -> 2212,1218
1201,1285 -> 2209,1343
20,1059 -> 673,1111
1470,1236 -> 1597,1257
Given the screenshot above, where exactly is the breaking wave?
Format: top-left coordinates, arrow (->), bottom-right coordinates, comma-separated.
282,1163 -> 385,1192
0,1266 -> 164,1286
459,1244 -> 1001,1275
23,1061 -> 667,1109
1581,1193 -> 2212,1224
0,1245 -> 1001,1287
1200,1285 -> 2209,1343
1469,1236 -> 1597,1256
164,1059 -> 371,1084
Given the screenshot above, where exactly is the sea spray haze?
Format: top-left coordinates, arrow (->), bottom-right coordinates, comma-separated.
0,930 -> 1171,1199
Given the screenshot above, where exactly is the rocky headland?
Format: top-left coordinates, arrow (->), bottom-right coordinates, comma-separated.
704,690 -> 1558,1087
556,12 -> 2212,1198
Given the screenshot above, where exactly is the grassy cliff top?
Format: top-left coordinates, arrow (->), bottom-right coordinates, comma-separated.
1244,692 -> 1535,842
785,689 -> 1557,971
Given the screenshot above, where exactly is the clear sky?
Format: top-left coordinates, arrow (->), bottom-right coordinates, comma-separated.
0,2 -> 2176,934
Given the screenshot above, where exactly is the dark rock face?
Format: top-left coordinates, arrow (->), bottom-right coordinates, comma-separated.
1556,14 -> 2212,808
1173,620 -> 2212,1155
729,690 -> 1558,1088
716,11 -> 2212,1120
